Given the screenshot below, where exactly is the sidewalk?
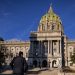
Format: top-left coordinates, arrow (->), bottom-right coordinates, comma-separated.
0,68 -> 50,75
0,68 -> 40,75
0,68 -> 61,75
1,68 -> 75,75
0,70 -> 13,74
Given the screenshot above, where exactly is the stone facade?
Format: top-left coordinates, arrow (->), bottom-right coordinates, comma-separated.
29,6 -> 65,68
0,40 -> 30,65
0,5 -> 75,68
29,5 -> 75,68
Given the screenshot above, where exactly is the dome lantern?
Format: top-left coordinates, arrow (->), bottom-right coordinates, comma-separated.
48,4 -> 53,14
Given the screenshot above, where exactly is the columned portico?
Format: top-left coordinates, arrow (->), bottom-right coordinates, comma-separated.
30,38 -> 63,68
47,40 -> 62,68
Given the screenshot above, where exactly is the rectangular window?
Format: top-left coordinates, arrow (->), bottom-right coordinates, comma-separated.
70,52 -> 72,57
53,48 -> 56,52
42,25 -> 45,31
54,42 -> 56,45
70,63 -> 73,66
57,25 -> 59,30
52,25 -> 54,30
26,53 -> 28,57
43,41 -> 48,53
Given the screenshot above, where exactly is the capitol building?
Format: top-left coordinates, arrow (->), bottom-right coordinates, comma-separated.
0,5 -> 75,68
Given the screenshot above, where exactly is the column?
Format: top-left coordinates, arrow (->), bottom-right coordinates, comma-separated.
59,40 -> 60,54
31,41 -> 33,52
48,40 -> 51,54
50,60 -> 52,68
50,40 -> 52,55
57,40 -> 60,54
38,41 -> 42,67
51,40 -> 53,55
60,40 -> 61,55
59,40 -> 62,68
48,40 -> 49,54
40,41 -> 42,67
40,41 -> 42,57
9,47 -> 11,63
49,40 -> 51,54
32,41 -> 34,55
38,41 -> 41,56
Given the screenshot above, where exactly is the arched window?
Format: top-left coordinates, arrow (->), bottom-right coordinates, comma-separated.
57,24 -> 59,30
52,23 -> 56,30
42,24 -> 45,31
47,24 -> 50,30
52,25 -> 54,30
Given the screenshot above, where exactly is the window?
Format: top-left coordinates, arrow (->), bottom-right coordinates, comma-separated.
26,53 -> 28,57
10,53 -> 13,58
43,26 -> 45,31
42,24 -> 45,31
70,48 -> 72,49
52,25 -> 54,30
54,42 -> 56,45
53,48 -> 56,52
60,22 -> 61,24
44,41 -> 48,53
70,63 -> 73,66
47,24 -> 50,30
64,45 -> 65,47
7,49 -> 8,50
57,25 -> 59,30
53,15 -> 55,17
12,49 -> 13,50
70,52 -> 72,57
2,49 -> 4,50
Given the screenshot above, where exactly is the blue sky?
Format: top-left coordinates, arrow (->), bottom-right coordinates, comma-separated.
0,0 -> 75,40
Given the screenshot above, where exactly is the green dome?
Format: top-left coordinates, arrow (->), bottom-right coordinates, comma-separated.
38,5 -> 64,33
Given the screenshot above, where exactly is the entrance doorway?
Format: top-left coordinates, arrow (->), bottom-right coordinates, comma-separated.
33,60 -> 37,67
42,60 -> 47,67
52,60 -> 57,68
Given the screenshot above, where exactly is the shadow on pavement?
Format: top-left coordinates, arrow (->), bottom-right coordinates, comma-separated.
0,68 -> 49,75
0,65 -> 51,75
0,74 -> 12,75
